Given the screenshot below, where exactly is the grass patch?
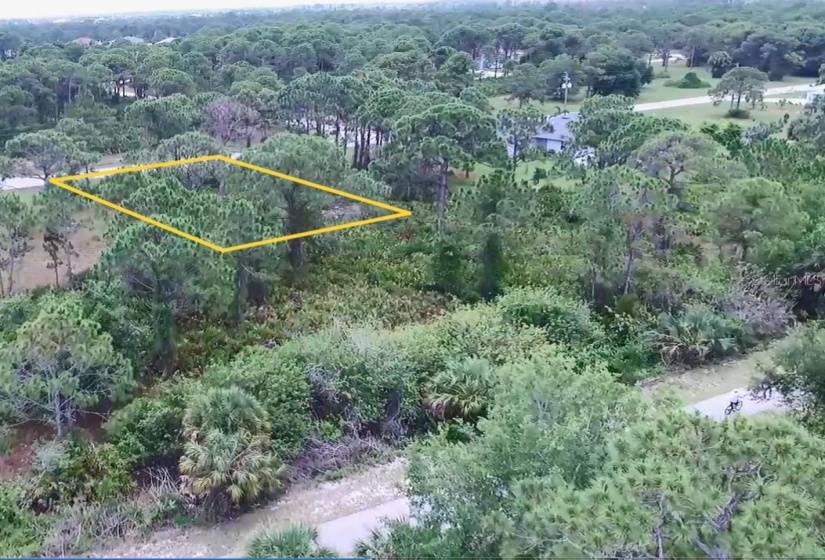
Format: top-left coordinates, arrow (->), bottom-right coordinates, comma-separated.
487,61 -> 813,115
0,186 -> 42,205
650,102 -> 802,129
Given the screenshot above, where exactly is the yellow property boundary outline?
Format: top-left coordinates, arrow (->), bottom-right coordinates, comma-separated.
48,154 -> 411,253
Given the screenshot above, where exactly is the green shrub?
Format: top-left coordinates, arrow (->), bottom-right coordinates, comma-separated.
665,71 -> 711,89
0,293 -> 38,343
283,325 -> 421,428
725,108 -> 751,119
104,393 -> 187,469
393,304 -> 549,378
654,70 -> 671,79
204,346 -> 313,459
246,524 -> 338,558
24,437 -> 135,512
429,238 -> 473,300
275,283 -> 453,333
600,336 -> 660,384
497,286 -> 604,345
424,357 -> 495,422
179,387 -> 285,514
176,321 -> 280,373
0,481 -> 48,556
104,376 -> 198,468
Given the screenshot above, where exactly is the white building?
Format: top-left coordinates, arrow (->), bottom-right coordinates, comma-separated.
805,87 -> 824,105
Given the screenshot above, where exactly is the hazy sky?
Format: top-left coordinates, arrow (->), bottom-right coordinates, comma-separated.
1,0 -> 427,20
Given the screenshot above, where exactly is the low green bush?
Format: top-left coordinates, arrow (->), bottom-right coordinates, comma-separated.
665,71 -> 711,89
284,325 -> 421,428
24,436 -> 135,512
424,357 -> 495,422
654,303 -> 744,365
276,283 -> 451,333
393,303 -> 549,378
179,386 -> 285,516
104,392 -> 188,469
0,293 -> 39,343
204,346 -> 313,459
725,108 -> 751,119
497,286 -> 604,345
0,481 -> 49,556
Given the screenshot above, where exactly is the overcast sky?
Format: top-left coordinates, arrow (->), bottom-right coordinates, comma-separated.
1,0 -> 429,21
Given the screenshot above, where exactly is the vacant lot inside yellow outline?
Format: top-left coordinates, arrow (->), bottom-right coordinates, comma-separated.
48,154 -> 411,253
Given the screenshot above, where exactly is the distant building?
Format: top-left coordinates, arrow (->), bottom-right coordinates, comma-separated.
476,48 -> 525,72
71,37 -> 100,46
109,36 -> 147,46
805,86 -> 825,105
531,112 -> 579,153
153,37 -> 178,45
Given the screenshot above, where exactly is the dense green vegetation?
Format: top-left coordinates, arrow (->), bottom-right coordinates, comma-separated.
2,0 -> 825,556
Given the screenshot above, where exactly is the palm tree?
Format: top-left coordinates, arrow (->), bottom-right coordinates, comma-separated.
179,429 -> 284,507
179,387 -> 285,511
183,386 -> 271,438
424,357 -> 494,422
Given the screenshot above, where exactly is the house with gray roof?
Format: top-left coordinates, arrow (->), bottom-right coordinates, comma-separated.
108,36 -> 147,46
531,112 -> 579,153
71,37 -> 100,46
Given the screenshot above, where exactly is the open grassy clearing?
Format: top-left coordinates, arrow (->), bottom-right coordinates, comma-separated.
1,187 -> 110,293
488,61 -> 813,114
650,102 -> 803,129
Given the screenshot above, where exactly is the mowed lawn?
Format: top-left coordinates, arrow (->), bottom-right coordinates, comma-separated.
487,62 -> 813,114
650,102 -> 803,129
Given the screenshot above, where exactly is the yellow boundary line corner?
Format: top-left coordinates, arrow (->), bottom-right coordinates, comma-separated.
48,153 -> 411,253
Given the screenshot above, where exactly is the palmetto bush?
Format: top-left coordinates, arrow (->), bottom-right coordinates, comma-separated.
179,387 -> 284,514
245,524 -> 337,558
182,385 -> 270,437
424,357 -> 495,422
654,303 -> 743,366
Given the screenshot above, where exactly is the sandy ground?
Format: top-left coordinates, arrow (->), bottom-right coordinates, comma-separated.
9,222 -> 107,294
94,457 -> 408,558
641,348 -> 775,402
